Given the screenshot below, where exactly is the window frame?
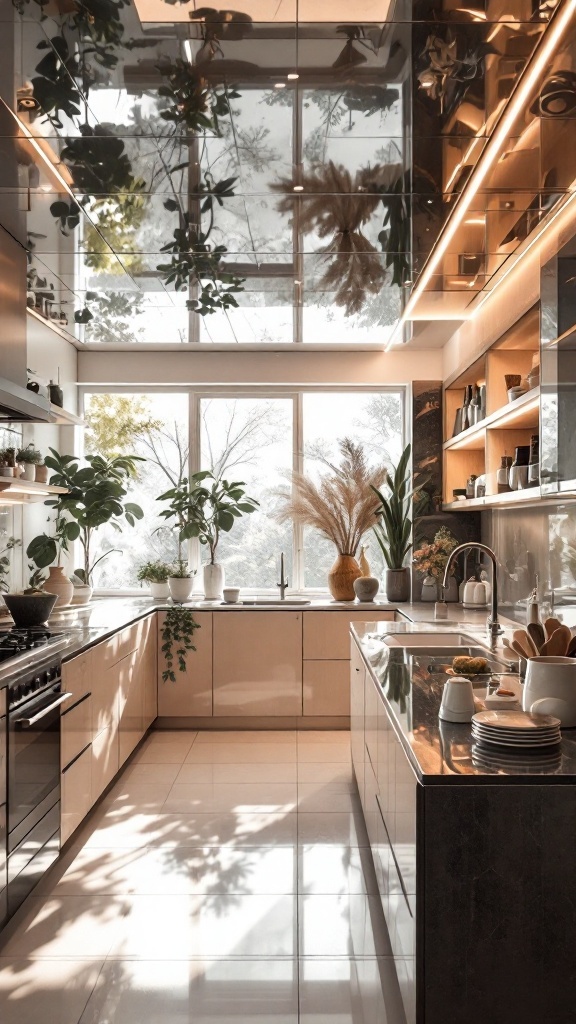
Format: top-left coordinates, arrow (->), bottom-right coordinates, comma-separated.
79,384 -> 408,594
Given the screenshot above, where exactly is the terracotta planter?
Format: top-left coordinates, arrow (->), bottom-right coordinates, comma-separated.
35,464 -> 49,483
385,568 -> 410,603
43,566 -> 74,607
328,554 -> 362,602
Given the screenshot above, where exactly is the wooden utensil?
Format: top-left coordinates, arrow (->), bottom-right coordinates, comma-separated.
544,617 -> 563,640
541,624 -> 572,657
513,629 -> 538,659
527,621 -> 546,654
504,638 -> 530,662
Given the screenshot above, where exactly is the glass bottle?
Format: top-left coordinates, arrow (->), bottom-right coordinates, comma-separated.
462,385 -> 473,430
497,456 -> 513,493
509,446 -> 530,490
466,473 -> 477,499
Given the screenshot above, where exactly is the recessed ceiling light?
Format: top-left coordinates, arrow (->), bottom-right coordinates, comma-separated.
293,185 -> 304,192
287,72 -> 299,80
294,280 -> 302,285
274,82 -> 286,89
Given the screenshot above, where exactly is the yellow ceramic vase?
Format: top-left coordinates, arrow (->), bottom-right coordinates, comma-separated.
328,554 -> 362,602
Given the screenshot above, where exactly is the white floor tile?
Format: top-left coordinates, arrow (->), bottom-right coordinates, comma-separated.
110,894 -> 297,958
298,785 -> 359,813
163,783 -> 298,814
0,896 -> 127,958
0,958 -> 104,1024
194,730 -> 297,744
175,762 -> 298,785
79,958 -> 298,1024
84,810 -> 299,849
299,958 -> 405,1023
298,813 -> 370,848
299,895 -> 393,958
298,743 -> 352,763
298,762 -> 356,787
123,763 -> 183,785
299,846 -> 378,896
185,744 -> 297,764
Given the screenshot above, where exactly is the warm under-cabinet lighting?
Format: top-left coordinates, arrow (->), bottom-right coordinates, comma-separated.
387,0 -> 576,351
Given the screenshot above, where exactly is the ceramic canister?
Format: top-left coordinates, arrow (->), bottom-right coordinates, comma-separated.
523,656 -> 576,726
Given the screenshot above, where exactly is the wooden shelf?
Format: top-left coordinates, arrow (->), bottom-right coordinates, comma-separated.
444,387 -> 540,452
442,487 -> 576,512
50,404 -> 85,426
0,480 -> 67,503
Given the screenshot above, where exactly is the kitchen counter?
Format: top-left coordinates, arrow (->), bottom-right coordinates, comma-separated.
352,619 -> 576,783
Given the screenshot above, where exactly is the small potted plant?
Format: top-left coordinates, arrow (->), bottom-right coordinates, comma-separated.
158,472 -> 259,601
167,559 -> 196,603
371,443 -> 427,603
0,448 -> 16,478
27,512 -> 77,607
3,568 -> 57,627
137,560 -> 171,599
413,526 -> 459,602
16,443 -> 42,481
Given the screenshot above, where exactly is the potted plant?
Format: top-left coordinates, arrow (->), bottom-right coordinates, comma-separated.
158,471 -> 259,601
371,443 -> 427,603
167,559 -> 196,603
274,439 -> 387,601
27,511 -> 78,607
16,443 -> 42,481
3,569 -> 57,627
412,527 -> 460,602
0,448 -> 16,478
161,606 -> 201,682
40,449 -> 144,592
137,560 -> 171,600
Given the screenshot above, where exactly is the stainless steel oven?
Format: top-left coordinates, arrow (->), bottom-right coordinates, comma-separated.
0,687 -> 6,928
7,658 -> 70,915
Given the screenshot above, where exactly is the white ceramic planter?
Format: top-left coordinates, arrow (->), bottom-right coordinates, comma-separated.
168,576 -> 194,602
150,581 -> 170,600
43,566 -> 74,607
70,585 -> 93,606
22,464 -> 36,481
204,563 -> 225,601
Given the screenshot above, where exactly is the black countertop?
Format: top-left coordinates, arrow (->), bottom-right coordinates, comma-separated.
352,620 -> 576,785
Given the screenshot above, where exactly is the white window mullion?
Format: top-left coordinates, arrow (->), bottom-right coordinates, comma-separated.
188,390 -> 201,576
293,391 -> 304,591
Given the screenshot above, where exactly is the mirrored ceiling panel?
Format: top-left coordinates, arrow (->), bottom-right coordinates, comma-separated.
0,0 -> 572,344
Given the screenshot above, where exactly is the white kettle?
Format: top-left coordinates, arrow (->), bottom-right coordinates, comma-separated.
522,656 -> 576,726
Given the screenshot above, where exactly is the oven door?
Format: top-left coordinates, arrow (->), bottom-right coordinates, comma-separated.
8,683 -> 67,852
0,688 -> 6,927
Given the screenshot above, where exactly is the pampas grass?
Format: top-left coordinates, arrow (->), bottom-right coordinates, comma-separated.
274,438 -> 387,556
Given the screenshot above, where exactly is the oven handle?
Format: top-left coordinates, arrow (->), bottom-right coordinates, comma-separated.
14,692 -> 73,728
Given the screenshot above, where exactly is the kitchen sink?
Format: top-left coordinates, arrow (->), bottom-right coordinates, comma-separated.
383,632 -> 481,647
225,598 -> 311,606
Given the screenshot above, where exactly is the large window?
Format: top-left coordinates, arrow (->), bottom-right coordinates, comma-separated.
83,389 -> 405,591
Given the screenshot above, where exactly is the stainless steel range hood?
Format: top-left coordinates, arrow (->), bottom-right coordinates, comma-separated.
0,376 -> 52,422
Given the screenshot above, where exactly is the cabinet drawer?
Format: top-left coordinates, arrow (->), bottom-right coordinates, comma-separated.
303,660 -> 349,716
61,694 -> 92,770
61,651 -> 91,709
91,661 -> 119,737
91,724 -> 118,804
304,611 -> 394,660
61,744 -> 92,845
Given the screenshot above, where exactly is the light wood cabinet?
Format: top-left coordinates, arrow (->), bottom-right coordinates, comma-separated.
61,694 -> 92,770
91,723 -> 118,804
61,651 -> 91,710
303,660 -> 349,716
141,614 -> 158,730
157,611 -> 212,717
213,611 -> 302,716
303,611 -> 395,661
118,650 -> 142,766
61,744 -> 92,846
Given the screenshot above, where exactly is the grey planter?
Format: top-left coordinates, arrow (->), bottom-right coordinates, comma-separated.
385,568 -> 410,603
3,593 -> 58,627
353,576 -> 379,602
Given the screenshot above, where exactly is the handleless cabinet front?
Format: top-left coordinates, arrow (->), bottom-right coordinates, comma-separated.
157,612 -> 213,717
213,612 -> 303,716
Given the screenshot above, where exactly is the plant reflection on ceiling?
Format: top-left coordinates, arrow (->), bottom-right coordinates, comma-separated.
11,0 -> 569,343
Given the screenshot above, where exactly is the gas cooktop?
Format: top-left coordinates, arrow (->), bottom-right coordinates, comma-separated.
0,628 -> 69,665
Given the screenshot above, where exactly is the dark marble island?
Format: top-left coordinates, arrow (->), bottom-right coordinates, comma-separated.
351,621 -> 576,1024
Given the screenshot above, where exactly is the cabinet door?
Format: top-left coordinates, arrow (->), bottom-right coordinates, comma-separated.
350,638 -> 365,799
61,651 -> 91,710
213,612 -> 302,716
303,660 -> 349,716
91,658 -> 120,737
91,725 -> 118,804
61,694 -> 92,770
157,612 -> 213,717
141,615 -> 158,730
61,744 -> 92,845
118,650 -> 143,767
303,611 -> 394,661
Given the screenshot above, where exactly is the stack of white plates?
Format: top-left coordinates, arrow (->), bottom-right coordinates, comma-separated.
471,710 -> 561,750
471,745 -> 562,773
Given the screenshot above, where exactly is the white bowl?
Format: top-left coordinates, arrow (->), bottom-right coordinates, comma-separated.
223,587 -> 240,604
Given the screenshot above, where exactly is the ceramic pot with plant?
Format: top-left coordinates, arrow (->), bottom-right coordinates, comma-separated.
16,443 -> 42,481
3,570 -> 57,627
137,560 -> 171,599
158,471 -> 259,603
413,527 -> 459,601
167,559 -> 196,602
0,448 -> 16,478
40,449 -> 144,587
372,443 -> 427,604
35,462 -> 49,484
273,439 -> 387,601
27,513 -> 77,608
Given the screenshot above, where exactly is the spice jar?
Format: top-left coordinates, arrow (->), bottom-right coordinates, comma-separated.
497,456 -> 513,493
466,473 -> 477,499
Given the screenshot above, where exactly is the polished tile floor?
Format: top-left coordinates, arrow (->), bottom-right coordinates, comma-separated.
0,730 -> 406,1023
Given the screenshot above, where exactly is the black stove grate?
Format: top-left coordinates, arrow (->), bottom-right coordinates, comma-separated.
0,628 -> 67,664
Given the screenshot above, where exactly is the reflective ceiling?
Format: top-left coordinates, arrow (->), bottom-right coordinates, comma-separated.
0,0 -> 573,345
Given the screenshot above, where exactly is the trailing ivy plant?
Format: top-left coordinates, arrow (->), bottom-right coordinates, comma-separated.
157,59 -> 240,136
161,607 -> 201,684
157,210 -> 244,316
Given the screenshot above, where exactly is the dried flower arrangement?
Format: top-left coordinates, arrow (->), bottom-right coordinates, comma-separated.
412,526 -> 459,580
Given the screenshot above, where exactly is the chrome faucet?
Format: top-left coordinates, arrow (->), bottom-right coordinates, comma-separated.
277,551 -> 288,601
442,542 -> 503,651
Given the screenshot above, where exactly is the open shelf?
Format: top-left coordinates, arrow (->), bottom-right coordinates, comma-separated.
0,479 -> 67,503
443,488 -> 543,512
444,387 -> 540,452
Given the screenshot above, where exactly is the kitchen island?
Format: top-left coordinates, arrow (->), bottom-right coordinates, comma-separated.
351,620 -> 576,1024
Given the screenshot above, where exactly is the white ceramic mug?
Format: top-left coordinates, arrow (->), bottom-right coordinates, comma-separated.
222,587 -> 240,604
523,656 -> 576,726
439,676 -> 476,723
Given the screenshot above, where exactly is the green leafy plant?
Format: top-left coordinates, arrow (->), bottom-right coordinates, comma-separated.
16,444 -> 42,465
40,449 -> 145,584
0,537 -> 21,594
157,59 -> 240,136
25,567 -> 48,594
137,560 -> 171,584
31,36 -> 82,128
27,509 -> 80,572
168,559 -> 196,579
371,444 -> 427,570
158,471 -> 259,565
157,211 -> 244,316
161,606 -> 201,683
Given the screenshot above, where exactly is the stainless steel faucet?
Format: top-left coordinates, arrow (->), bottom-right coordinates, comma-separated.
442,542 -> 503,650
277,551 -> 288,601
